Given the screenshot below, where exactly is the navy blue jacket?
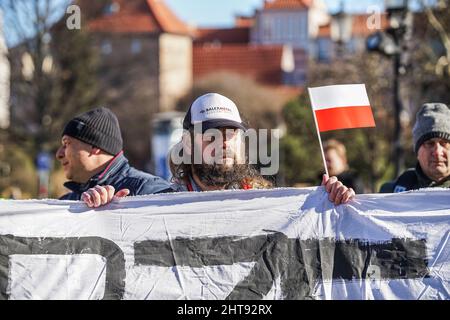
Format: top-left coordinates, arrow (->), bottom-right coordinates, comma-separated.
60,152 -> 174,200
380,163 -> 450,193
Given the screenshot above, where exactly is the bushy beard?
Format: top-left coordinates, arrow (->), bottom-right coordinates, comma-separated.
192,163 -> 250,188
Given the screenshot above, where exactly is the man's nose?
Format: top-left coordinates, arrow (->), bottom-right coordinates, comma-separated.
431,142 -> 444,155
220,131 -> 229,144
222,129 -> 236,141
56,147 -> 64,160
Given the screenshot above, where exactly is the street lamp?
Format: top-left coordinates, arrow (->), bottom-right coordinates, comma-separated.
366,0 -> 411,178
385,0 -> 409,10
331,2 -> 353,58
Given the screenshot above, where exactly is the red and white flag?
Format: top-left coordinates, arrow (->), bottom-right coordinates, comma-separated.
308,84 -> 376,132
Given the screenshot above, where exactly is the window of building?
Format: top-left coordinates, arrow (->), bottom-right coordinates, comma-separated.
21,52 -> 34,81
288,16 -> 295,40
104,2 -> 120,15
131,39 -> 142,54
299,16 -> 307,40
275,15 -> 282,41
317,39 -> 330,62
262,17 -> 272,41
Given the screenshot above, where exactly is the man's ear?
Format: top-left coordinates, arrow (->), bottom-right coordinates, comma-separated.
90,146 -> 102,156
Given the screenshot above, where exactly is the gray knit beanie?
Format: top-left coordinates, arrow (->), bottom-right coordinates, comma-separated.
412,103 -> 450,153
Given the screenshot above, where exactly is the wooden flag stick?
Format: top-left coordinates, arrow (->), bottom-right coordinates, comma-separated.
307,89 -> 329,177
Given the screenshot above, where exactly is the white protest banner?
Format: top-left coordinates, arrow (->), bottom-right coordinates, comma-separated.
0,187 -> 449,300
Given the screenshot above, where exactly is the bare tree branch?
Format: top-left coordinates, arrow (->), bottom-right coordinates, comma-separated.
420,0 -> 450,75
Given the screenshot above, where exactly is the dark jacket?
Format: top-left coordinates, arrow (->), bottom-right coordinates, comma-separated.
318,170 -> 365,194
60,152 -> 174,200
380,163 -> 450,193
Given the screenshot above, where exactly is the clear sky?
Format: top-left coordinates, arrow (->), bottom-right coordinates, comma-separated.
165,0 -> 385,28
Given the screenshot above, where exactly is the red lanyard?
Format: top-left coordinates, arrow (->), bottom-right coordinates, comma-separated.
242,183 -> 251,190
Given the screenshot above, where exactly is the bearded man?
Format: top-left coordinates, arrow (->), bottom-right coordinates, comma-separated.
82,93 -> 355,207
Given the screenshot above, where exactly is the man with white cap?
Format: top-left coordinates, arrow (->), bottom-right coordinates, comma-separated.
82,93 -> 355,207
169,92 -> 271,192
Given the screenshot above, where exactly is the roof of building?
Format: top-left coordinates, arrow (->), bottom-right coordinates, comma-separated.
234,15 -> 256,28
317,13 -> 389,38
193,44 -> 289,85
87,0 -> 192,35
351,13 -> 389,37
146,0 -> 192,35
194,27 -> 251,44
263,0 -> 312,10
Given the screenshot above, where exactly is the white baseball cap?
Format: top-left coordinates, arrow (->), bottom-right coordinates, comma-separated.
183,93 -> 247,132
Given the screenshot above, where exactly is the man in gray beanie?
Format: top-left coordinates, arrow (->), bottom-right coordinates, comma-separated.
381,103 -> 450,193
56,107 -> 173,202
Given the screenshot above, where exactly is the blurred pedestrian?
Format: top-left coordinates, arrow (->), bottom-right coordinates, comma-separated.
320,139 -> 364,194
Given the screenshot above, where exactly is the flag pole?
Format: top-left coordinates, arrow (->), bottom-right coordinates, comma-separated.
308,89 -> 329,177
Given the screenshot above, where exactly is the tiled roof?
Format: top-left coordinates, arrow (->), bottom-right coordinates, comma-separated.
146,0 -> 192,35
193,45 -> 287,85
89,13 -> 159,33
318,13 -> 389,38
351,13 -> 388,37
195,27 -> 251,44
263,0 -> 312,10
234,16 -> 255,28
87,0 -> 192,35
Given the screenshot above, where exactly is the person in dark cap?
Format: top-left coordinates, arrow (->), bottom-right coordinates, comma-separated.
56,107 -> 173,204
380,103 -> 450,192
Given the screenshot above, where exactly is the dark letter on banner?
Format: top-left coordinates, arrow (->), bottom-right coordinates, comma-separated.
0,235 -> 125,300
135,233 -> 429,300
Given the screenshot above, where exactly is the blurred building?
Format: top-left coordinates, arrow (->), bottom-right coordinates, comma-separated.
194,0 -> 329,86
314,13 -> 389,62
79,0 -> 194,168
84,0 -> 193,113
76,0 -> 390,170
82,0 -> 388,104
0,10 -> 10,129
194,0 -> 389,80
5,0 -> 391,173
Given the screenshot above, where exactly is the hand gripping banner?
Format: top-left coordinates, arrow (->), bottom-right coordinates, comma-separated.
0,187 -> 449,300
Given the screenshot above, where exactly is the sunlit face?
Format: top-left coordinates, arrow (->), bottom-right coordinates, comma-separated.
417,137 -> 450,183
325,148 -> 347,176
192,127 -> 244,167
55,135 -> 94,183
188,127 -> 247,188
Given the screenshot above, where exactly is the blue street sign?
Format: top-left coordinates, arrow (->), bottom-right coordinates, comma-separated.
36,152 -> 52,171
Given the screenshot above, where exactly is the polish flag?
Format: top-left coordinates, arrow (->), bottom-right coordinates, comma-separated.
308,84 -> 376,132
